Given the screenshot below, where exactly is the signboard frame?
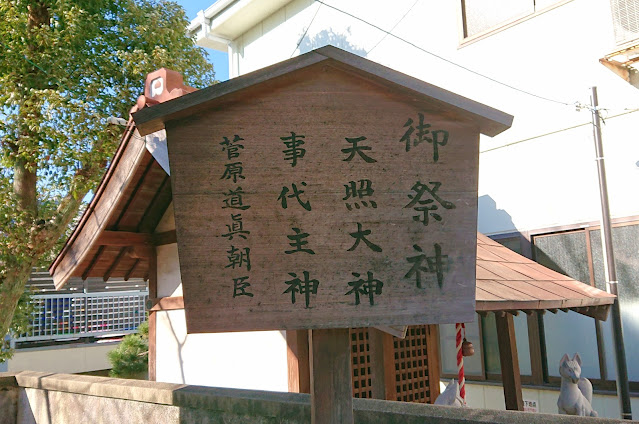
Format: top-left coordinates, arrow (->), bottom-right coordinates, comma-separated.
166,66 -> 480,333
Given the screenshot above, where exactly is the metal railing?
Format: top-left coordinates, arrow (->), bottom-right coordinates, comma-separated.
16,290 -> 148,342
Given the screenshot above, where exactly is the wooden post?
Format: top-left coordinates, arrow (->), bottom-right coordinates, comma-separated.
527,312 -> 544,385
286,330 -> 310,393
368,328 -> 396,400
425,324 -> 441,403
309,328 -> 353,424
148,248 -> 157,381
495,313 -> 523,411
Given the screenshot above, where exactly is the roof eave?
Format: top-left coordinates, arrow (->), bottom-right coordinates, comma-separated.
188,0 -> 295,52
133,46 -> 513,137
48,123 -> 148,289
476,300 -> 612,321
133,50 -> 330,135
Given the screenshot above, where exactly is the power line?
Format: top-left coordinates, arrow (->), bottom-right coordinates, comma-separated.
368,0 -> 419,55
480,108 -> 639,153
316,0 -> 576,107
291,1 -> 322,58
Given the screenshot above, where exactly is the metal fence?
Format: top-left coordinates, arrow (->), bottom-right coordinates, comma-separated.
16,291 -> 148,342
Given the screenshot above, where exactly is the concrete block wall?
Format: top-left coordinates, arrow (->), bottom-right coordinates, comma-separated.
1,372 -> 637,423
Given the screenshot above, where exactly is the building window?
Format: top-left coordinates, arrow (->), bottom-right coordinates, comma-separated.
461,0 -> 564,39
532,222 -> 639,385
533,231 -> 601,380
589,224 -> 639,382
440,321 -> 484,377
493,235 -> 523,254
480,312 -> 532,377
610,0 -> 639,45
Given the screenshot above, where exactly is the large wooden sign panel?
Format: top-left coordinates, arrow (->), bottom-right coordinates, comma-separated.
166,68 -> 479,333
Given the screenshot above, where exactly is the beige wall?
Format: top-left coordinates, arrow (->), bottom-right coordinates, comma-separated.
156,243 -> 182,298
7,342 -> 117,374
154,204 -> 289,391
156,309 -> 289,391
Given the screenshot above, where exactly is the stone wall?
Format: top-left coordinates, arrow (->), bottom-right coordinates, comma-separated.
0,377 -> 17,424
0,371 -> 636,423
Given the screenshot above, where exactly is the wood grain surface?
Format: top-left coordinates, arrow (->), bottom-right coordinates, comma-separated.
166,65 -> 479,332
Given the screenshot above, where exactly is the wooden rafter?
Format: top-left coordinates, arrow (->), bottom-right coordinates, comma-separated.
97,231 -> 152,247
124,259 -> 140,281
138,173 -> 170,233
152,230 -> 177,246
103,247 -> 128,282
81,246 -> 105,280
148,296 -> 184,311
113,158 -> 155,228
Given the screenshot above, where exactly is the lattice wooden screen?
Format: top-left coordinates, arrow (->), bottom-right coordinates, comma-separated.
391,325 -> 430,403
350,328 -> 373,399
349,326 -> 433,403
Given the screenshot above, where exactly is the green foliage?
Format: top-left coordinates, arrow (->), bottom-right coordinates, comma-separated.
0,287 -> 35,363
108,320 -> 149,378
0,0 -> 214,345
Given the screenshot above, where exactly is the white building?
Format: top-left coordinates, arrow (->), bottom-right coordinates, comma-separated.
47,1 -> 639,419
183,0 -> 639,417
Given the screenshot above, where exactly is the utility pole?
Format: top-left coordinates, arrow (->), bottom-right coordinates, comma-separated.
590,86 -> 632,420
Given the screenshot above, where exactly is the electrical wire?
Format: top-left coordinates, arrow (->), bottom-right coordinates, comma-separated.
0,4 -> 608,113
480,108 -> 639,153
368,0 -> 419,55
7,3 -> 639,151
290,1 -> 323,58
315,0 -> 576,107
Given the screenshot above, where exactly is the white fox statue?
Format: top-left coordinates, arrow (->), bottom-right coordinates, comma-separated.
434,379 -> 465,407
557,353 -> 598,417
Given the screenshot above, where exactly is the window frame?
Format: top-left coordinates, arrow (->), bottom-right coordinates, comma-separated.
439,318 -> 487,381
610,0 -> 639,46
527,217 -> 639,390
443,217 -> 639,392
458,0 -> 574,47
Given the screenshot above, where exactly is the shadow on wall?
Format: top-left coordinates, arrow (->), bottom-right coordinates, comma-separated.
478,194 -> 570,276
166,313 -> 187,384
299,28 -> 367,57
477,194 -> 517,235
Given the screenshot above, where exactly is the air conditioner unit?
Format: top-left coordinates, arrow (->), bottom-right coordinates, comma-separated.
611,0 -> 639,45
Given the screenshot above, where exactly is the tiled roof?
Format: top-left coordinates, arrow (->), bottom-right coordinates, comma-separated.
475,233 -> 615,320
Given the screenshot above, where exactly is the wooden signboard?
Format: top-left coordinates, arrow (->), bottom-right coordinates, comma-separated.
166,65 -> 479,333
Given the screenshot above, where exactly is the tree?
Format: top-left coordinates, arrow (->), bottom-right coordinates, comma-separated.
108,320 -> 148,378
0,0 -> 215,360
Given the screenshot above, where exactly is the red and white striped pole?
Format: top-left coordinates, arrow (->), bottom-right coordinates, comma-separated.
455,322 -> 466,404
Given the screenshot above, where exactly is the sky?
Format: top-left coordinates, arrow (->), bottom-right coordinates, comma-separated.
178,0 -> 230,82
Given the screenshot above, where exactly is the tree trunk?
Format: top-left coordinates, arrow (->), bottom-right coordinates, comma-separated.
0,262 -> 34,345
0,1 -> 50,352
13,158 -> 38,217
